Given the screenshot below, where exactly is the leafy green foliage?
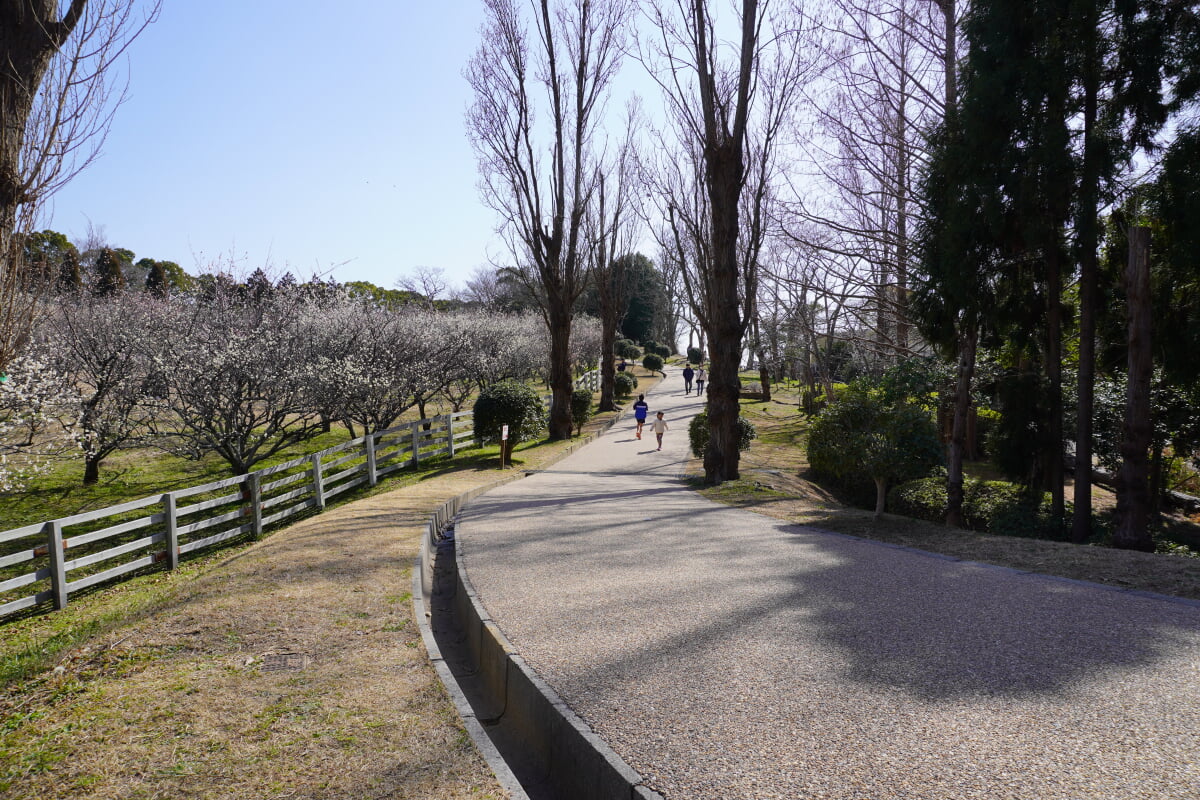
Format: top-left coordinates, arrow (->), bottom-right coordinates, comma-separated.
614,338 -> 640,359
686,346 -> 704,365
472,380 -> 545,445
92,249 -> 125,297
688,411 -> 756,458
609,376 -> 638,400
570,388 -> 592,436
613,371 -> 636,398
984,370 -> 1056,488
888,477 -> 1071,541
642,353 -> 664,375
643,340 -> 671,358
806,385 -> 943,509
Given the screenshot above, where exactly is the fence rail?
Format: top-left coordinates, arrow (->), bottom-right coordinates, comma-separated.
0,411 -> 475,621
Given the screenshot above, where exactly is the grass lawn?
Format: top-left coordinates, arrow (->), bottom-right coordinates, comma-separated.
693,378 -> 1200,602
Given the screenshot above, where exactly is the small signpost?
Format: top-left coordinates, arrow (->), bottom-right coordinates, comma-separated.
500,424 -> 509,469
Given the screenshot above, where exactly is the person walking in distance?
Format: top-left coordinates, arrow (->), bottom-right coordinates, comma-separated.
633,394 -> 649,439
695,367 -> 706,396
652,411 -> 669,451
682,364 -> 695,395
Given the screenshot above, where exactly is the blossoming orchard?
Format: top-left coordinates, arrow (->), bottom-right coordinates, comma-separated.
0,279 -> 602,488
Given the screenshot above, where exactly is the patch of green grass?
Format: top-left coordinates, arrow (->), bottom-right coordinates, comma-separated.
0,429 -> 356,533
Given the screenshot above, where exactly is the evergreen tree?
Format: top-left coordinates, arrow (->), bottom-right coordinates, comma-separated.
144,260 -> 170,297
57,248 -> 82,293
92,248 -> 125,296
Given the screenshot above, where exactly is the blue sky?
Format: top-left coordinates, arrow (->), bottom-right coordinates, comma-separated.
45,1 -> 502,290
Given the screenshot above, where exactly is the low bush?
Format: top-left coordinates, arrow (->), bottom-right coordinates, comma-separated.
613,371 -> 636,398
688,412 -> 757,458
570,388 -> 592,436
806,386 -> 943,514
473,379 -> 545,446
887,477 -> 1072,540
686,346 -> 704,365
643,340 -> 671,358
642,353 -> 664,375
614,338 -> 640,359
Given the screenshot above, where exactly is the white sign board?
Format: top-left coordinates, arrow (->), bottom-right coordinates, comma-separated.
501,424 -> 509,441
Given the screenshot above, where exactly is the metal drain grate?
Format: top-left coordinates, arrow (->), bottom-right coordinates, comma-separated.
260,652 -> 309,672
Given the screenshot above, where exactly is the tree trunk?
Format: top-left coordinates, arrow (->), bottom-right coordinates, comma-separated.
945,324 -> 977,527
598,324 -> 617,412
547,303 -> 574,440
702,137 -> 746,485
1072,35 -> 1100,544
83,453 -> 101,486
1045,246 -> 1065,521
1114,226 -> 1154,551
874,476 -> 887,518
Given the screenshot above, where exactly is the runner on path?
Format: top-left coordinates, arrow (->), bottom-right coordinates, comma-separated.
633,394 -> 649,439
652,411 -> 668,450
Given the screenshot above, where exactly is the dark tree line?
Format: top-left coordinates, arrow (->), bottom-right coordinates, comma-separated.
914,0 -> 1200,549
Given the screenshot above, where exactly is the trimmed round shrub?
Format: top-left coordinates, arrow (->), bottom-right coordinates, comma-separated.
570,388 -> 593,436
473,379 -> 545,446
642,353 -> 664,375
686,346 -> 704,365
613,371 -> 636,398
614,338 -> 640,359
643,340 -> 671,358
688,411 -> 757,458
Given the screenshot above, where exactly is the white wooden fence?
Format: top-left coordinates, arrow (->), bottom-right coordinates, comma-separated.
0,412 -> 474,621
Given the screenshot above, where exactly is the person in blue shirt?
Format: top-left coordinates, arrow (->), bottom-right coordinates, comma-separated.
682,364 -> 695,394
633,394 -> 649,439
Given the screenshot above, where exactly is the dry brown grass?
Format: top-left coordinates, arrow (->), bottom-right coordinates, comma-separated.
0,404 -> 630,800
695,388 -> 1200,603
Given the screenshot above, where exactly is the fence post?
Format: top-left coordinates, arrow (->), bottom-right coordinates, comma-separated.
447,414 -> 455,457
46,521 -> 67,610
365,432 -> 378,487
411,421 -> 422,466
311,454 -> 326,511
246,472 -> 264,539
164,493 -> 179,570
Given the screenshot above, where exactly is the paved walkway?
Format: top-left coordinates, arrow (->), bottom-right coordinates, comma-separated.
458,366 -> 1200,799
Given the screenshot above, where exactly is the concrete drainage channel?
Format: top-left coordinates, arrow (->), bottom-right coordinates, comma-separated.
411,418 -> 663,799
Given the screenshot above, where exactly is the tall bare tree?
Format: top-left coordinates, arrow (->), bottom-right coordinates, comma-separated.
0,0 -> 159,371
585,104 -> 641,412
641,0 -> 812,483
466,0 -> 631,440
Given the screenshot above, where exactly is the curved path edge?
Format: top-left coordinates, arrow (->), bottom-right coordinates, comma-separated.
412,409 -> 663,800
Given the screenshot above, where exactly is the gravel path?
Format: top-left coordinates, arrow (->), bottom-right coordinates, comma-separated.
459,367 -> 1200,799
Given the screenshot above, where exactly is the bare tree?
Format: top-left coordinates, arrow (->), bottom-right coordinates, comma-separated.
783,0 -> 955,365
466,0 -> 631,440
0,0 -> 159,371
585,103 -> 642,411
640,0 -> 813,483
396,265 -> 448,310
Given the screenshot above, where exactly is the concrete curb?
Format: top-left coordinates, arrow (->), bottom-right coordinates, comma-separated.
412,406 -> 662,799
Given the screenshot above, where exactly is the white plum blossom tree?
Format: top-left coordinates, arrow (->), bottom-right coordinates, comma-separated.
0,348 -> 76,491
39,291 -> 163,484
150,288 -> 324,475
